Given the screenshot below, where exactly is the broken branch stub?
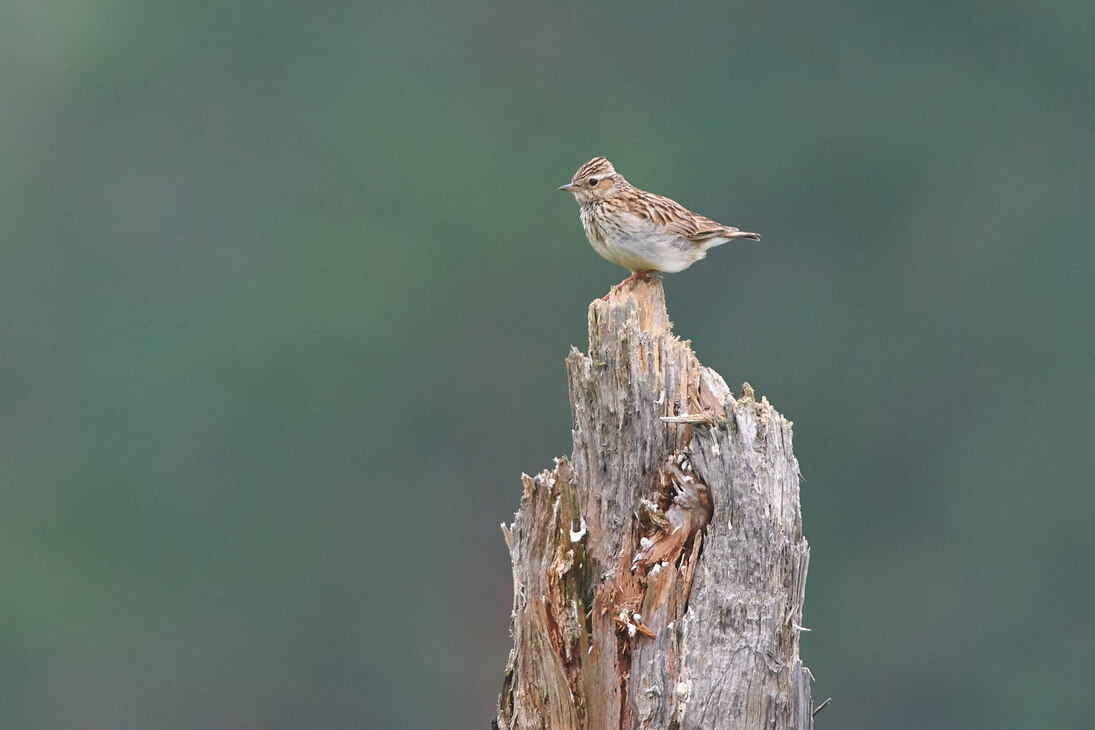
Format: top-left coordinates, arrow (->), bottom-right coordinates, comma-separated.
498,279 -> 812,730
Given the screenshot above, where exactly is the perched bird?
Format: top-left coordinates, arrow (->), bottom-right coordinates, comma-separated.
559,157 -> 760,288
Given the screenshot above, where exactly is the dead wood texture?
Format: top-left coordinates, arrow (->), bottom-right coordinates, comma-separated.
497,279 -> 811,730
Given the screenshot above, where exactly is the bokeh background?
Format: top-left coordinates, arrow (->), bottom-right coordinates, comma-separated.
3,1 -> 1093,727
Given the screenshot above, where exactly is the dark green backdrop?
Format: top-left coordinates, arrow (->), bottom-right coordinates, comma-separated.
3,1 -> 1092,727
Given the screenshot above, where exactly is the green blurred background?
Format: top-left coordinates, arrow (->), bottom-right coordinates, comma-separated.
3,1 -> 1092,727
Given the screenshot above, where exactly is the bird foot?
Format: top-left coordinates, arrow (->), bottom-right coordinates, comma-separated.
602,271 -> 657,300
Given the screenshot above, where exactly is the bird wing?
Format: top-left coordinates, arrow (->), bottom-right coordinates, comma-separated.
632,191 -> 732,243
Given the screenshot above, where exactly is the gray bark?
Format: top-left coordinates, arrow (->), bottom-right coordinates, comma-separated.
498,279 -> 811,730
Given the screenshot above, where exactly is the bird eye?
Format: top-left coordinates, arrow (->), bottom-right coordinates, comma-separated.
588,177 -> 599,186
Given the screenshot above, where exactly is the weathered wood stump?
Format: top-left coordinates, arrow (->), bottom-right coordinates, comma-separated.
498,278 -> 811,730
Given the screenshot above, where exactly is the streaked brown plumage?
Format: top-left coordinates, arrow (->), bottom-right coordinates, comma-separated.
558,157 -> 760,287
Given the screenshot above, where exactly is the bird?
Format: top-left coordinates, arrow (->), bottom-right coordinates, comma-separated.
558,157 -> 760,289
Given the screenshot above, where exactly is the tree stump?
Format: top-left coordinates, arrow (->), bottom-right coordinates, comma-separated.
497,278 -> 811,730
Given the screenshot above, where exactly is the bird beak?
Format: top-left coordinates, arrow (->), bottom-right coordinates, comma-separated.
558,183 -> 579,192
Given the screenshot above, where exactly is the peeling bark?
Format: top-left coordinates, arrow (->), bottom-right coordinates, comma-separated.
498,279 -> 811,730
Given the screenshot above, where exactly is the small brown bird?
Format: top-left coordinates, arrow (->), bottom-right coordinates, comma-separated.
559,157 -> 760,287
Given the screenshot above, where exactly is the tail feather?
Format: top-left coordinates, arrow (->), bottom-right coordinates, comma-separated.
691,228 -> 762,247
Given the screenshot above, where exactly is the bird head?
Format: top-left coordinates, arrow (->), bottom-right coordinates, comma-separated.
558,156 -> 623,203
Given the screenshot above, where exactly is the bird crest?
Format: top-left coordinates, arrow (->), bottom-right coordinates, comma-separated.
572,156 -> 617,183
